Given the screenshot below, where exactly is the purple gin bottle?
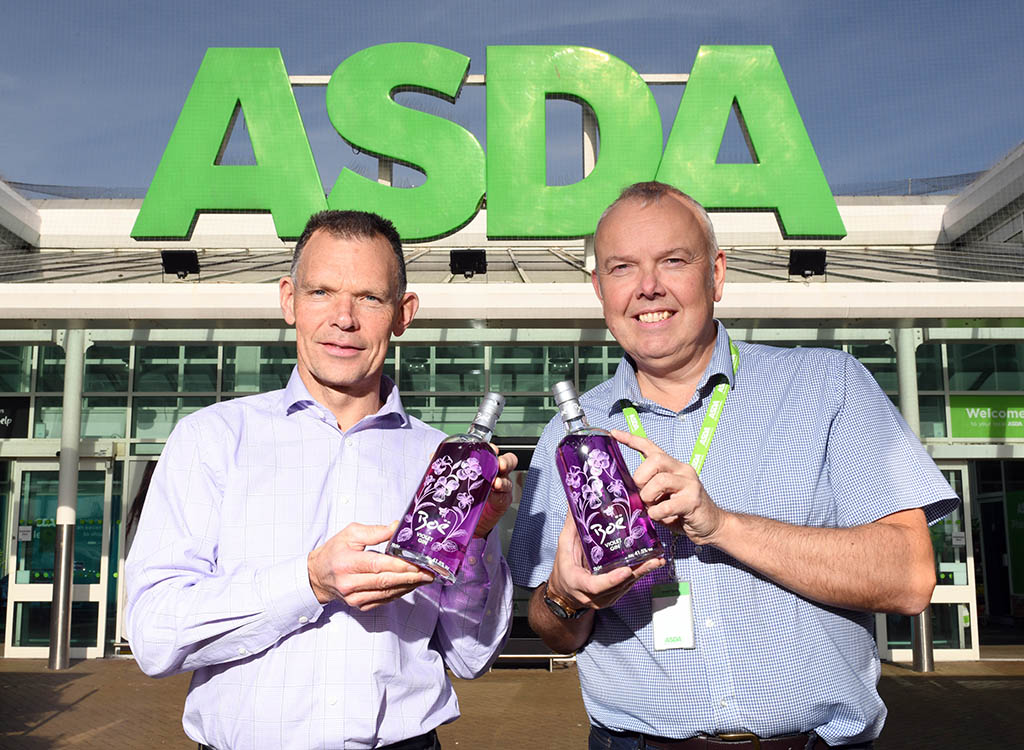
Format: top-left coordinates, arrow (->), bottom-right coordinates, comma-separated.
551,380 -> 663,574
386,392 -> 504,583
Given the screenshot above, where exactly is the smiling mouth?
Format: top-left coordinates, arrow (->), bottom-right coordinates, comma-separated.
636,311 -> 673,323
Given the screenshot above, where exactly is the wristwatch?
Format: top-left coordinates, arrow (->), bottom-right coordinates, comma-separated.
542,581 -> 586,620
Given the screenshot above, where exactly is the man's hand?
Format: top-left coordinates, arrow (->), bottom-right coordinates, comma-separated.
307,521 -> 435,610
473,450 -> 519,538
547,511 -> 664,612
610,429 -> 728,544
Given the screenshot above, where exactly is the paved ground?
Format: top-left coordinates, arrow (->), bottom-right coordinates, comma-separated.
1,657 -> 1023,749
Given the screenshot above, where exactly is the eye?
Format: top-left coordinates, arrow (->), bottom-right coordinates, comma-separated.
607,263 -> 632,276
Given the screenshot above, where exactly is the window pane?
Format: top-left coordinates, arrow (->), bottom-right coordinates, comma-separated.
579,345 -> 624,393
37,344 -> 130,393
948,343 -> 1024,391
491,346 -> 572,394
33,396 -> 127,438
131,443 -> 165,456
403,394 -> 553,438
399,346 -> 482,393
916,343 -> 943,391
135,345 -> 218,392
402,395 -> 480,434
494,395 -> 555,438
919,395 -> 946,438
84,345 -> 130,392
848,344 -> 897,393
37,346 -> 65,392
975,460 -> 1003,495
886,603 -> 972,650
933,471 -> 967,586
16,470 -> 106,584
0,346 -> 32,392
223,345 -> 296,393
132,396 -> 215,439
13,601 -> 99,648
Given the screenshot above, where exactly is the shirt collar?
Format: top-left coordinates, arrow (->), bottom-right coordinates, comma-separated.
605,320 -> 735,416
281,368 -> 411,430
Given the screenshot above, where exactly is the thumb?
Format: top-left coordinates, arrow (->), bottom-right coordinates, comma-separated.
343,520 -> 399,548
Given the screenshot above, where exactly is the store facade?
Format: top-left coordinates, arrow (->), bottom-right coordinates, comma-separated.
1,46 -> 1023,662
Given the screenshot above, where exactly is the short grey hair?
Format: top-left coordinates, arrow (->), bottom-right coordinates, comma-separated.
595,181 -> 720,268
290,210 -> 407,296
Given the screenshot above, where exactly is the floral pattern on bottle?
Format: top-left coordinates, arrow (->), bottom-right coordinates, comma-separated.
396,453 -> 488,552
564,446 -> 651,565
389,440 -> 499,581
556,433 -> 662,573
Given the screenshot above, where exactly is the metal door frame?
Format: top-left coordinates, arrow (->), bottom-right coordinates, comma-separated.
113,457 -> 158,651
4,458 -> 113,659
876,461 -> 980,661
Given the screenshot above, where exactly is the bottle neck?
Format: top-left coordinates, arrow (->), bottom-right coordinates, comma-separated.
466,422 -> 494,442
563,414 -> 590,434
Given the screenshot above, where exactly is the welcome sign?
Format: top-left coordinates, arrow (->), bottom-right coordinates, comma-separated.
132,44 -> 846,242
950,395 -> 1024,439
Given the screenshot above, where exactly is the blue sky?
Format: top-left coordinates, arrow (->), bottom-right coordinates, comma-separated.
1,1 -> 1022,194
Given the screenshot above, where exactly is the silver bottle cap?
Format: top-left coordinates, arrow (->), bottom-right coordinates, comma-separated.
551,380 -> 585,423
473,391 -> 505,431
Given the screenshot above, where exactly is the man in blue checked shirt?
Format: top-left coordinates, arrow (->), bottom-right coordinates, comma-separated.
508,182 -> 958,750
126,210 -> 517,750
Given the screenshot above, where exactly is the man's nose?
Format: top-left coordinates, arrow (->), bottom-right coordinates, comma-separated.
636,265 -> 664,298
330,295 -> 357,329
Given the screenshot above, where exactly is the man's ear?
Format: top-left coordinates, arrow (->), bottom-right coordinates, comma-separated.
280,276 -> 297,325
392,291 -> 419,336
711,250 -> 727,302
591,270 -> 604,302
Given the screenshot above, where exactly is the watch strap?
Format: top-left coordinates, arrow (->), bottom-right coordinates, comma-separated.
542,581 -> 586,620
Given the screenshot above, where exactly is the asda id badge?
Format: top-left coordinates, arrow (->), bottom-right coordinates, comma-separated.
651,581 -> 695,650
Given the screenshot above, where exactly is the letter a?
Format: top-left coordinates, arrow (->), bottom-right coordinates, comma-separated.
657,46 -> 845,238
132,48 -> 325,240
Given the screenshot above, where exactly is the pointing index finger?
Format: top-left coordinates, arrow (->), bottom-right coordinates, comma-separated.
609,428 -> 666,459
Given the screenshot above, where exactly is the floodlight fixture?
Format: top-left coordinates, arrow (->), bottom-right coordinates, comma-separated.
788,248 -> 826,279
160,249 -> 201,280
450,249 -> 487,279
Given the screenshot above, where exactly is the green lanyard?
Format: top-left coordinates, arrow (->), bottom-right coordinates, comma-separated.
621,339 -> 739,476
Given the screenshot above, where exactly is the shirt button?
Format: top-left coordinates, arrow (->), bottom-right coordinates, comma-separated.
705,619 -> 714,628
345,437 -> 355,448
329,697 -> 338,706
237,647 -> 248,656
467,556 -> 478,566
486,554 -> 494,564
720,699 -> 728,708
298,616 -> 309,624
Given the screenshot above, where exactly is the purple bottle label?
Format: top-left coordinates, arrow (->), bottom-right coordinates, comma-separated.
388,441 -> 498,582
556,433 -> 663,574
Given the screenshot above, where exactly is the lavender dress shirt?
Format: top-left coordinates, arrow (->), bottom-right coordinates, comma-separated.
125,370 -> 512,750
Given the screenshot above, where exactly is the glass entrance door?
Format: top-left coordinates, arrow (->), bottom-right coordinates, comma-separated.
876,463 -> 980,661
3,460 -> 112,658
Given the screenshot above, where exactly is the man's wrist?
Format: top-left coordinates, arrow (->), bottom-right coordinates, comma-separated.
695,507 -> 740,549
542,580 -> 586,620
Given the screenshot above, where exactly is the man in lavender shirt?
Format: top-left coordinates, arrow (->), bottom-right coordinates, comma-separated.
126,210 -> 517,750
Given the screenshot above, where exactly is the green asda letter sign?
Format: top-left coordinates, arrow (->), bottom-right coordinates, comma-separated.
132,44 -> 845,242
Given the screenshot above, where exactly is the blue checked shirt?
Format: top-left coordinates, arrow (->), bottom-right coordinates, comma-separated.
126,370 -> 512,750
508,323 -> 958,745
